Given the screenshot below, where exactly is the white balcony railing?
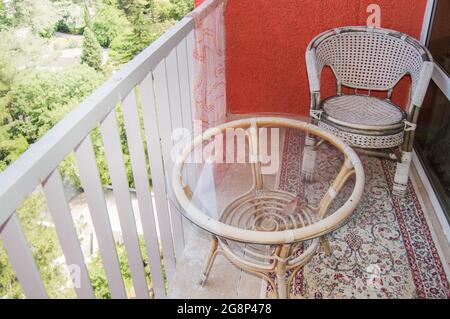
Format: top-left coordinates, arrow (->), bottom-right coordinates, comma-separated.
0,13 -> 197,299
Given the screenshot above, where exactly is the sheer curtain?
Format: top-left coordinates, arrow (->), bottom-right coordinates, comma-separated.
189,0 -> 228,186
190,0 -> 227,128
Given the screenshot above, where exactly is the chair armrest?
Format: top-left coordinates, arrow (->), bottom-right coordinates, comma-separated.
306,48 -> 321,93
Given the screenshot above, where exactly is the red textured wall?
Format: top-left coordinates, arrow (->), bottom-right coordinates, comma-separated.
196,0 -> 428,116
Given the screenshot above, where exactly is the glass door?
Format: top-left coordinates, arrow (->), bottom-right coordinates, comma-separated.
415,0 -> 450,224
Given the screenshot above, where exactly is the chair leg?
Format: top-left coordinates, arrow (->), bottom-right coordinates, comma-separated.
320,236 -> 332,256
393,151 -> 412,197
301,134 -> 317,182
199,237 -> 219,286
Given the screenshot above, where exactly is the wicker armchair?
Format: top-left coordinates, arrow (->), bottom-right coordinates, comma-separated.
302,26 -> 434,196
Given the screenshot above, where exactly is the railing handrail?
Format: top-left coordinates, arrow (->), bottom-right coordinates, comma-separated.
0,16 -> 195,226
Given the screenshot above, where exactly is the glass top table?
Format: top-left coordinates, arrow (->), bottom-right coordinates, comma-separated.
170,116 -> 364,298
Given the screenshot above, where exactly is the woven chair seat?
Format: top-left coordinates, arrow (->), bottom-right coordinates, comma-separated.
322,95 -> 405,128
318,121 -> 404,149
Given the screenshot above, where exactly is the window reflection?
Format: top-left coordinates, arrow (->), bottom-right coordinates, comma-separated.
427,0 -> 450,75
415,81 -> 450,222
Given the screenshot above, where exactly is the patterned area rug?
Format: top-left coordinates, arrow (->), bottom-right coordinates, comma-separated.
271,129 -> 449,299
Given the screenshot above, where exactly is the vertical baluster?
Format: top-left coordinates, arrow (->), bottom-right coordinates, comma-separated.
42,169 -> 94,299
0,213 -> 48,299
186,30 -> 195,100
74,135 -> 127,299
139,72 -> 176,282
166,49 -> 185,134
176,38 -> 195,242
100,109 -> 149,299
164,49 -> 186,257
121,89 -> 166,298
153,60 -> 185,260
177,38 -> 194,135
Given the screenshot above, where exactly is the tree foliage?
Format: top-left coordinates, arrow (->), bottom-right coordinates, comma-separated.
110,19 -> 173,64
81,5 -> 103,70
0,0 -> 12,31
9,0 -> 59,37
53,0 -> 86,35
81,27 -> 103,70
156,0 -> 194,21
92,3 -> 130,48
0,29 -> 58,171
5,65 -> 104,143
110,0 -> 193,63
0,29 -> 53,95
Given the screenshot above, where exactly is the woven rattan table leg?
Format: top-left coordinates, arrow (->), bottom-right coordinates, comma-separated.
275,245 -> 291,299
320,236 -> 332,256
199,236 -> 219,286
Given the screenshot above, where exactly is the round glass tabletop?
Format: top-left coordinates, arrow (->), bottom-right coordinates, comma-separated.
170,116 -> 365,245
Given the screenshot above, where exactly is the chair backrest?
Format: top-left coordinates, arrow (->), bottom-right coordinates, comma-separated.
308,26 -> 433,97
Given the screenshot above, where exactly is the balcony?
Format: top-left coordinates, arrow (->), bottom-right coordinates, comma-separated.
0,0 -> 449,299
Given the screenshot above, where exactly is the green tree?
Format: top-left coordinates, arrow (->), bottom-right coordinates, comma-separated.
0,0 -> 12,31
81,3 -> 102,70
0,29 -> 57,171
53,0 -> 86,35
82,2 -> 92,29
110,0 -> 193,63
168,0 -> 194,20
5,65 -> 104,144
92,3 -> 130,48
155,0 -> 194,21
1,64 -> 104,178
9,0 -> 59,37
81,26 -> 103,70
0,65 -> 113,188
0,124 -> 28,172
0,29 -> 52,96
116,0 -> 147,20
110,19 -> 173,64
